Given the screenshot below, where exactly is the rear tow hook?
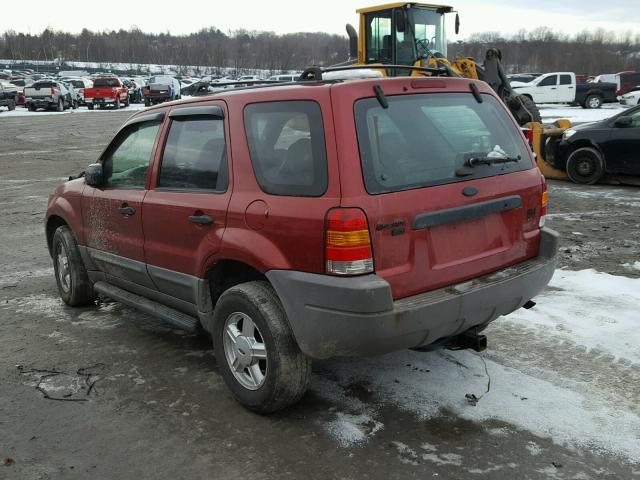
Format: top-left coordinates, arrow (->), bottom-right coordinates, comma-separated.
447,328 -> 488,353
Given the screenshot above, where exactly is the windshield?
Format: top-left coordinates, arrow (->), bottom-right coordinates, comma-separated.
355,93 -> 531,194
407,8 -> 447,59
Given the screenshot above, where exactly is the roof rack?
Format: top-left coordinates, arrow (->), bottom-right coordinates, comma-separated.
299,64 -> 457,81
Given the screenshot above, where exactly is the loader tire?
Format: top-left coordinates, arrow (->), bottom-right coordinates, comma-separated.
516,94 -> 542,124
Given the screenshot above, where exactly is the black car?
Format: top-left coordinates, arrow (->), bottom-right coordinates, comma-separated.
552,106 -> 640,184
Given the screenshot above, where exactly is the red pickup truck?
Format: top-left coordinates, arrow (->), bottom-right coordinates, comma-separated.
83,77 -> 129,110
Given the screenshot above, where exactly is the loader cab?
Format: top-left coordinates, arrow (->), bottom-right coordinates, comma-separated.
357,3 -> 453,75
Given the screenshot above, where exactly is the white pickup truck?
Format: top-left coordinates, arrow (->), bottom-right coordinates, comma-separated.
511,72 -> 617,109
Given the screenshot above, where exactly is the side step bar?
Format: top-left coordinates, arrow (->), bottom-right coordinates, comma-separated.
93,281 -> 200,332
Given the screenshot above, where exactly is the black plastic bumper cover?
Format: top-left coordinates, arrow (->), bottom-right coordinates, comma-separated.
267,228 -> 559,359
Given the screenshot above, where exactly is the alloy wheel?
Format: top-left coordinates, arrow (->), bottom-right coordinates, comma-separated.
223,312 -> 268,390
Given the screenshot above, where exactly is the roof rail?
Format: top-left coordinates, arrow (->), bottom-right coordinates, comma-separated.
298,64 -> 455,81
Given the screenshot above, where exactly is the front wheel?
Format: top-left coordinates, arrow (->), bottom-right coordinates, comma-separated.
566,147 -> 604,185
212,281 -> 311,413
124,95 -> 130,107
8,99 -> 15,111
56,98 -> 64,112
114,97 -> 121,109
584,95 -> 603,109
51,225 -> 95,306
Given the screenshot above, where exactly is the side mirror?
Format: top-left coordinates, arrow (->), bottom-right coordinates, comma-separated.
85,163 -> 104,187
346,24 -> 358,60
455,13 -> 461,35
394,9 -> 406,33
615,116 -> 633,128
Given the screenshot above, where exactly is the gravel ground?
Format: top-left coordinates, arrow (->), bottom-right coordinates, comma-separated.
1,112 -> 639,479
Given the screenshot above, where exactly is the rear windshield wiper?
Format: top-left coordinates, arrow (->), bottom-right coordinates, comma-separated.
465,155 -> 521,167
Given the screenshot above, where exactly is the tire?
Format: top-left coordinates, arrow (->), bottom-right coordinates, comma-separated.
124,95 -> 130,107
115,97 -> 121,109
584,95 -> 603,109
72,100 -> 78,109
144,98 -> 150,107
56,98 -> 64,112
515,94 -> 542,124
566,147 -> 604,185
212,281 -> 311,413
8,99 -> 15,111
51,225 -> 95,306
87,104 -> 94,110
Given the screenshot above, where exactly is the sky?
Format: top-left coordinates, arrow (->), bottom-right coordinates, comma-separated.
1,0 -> 639,38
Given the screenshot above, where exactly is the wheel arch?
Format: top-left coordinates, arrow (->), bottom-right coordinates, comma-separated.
46,215 -> 69,256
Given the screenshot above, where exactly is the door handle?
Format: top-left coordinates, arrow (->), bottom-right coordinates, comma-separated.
118,206 -> 135,216
550,87 -> 557,90
189,214 -> 214,225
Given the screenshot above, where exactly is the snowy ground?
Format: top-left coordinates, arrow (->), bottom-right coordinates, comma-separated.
539,103 -> 628,124
0,103 -> 146,117
316,268 -> 640,465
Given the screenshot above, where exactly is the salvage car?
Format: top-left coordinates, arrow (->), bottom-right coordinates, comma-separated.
620,87 -> 640,106
512,72 -> 617,109
0,81 -> 18,111
24,80 -> 73,111
84,77 -> 129,110
551,105 -> 640,184
45,70 -> 558,412
143,76 -> 181,106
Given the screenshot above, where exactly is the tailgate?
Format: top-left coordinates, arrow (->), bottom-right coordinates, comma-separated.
368,171 -> 543,299
86,88 -> 115,98
333,83 -> 545,300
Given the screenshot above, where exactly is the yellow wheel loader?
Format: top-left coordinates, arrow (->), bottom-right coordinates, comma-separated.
341,2 -> 568,179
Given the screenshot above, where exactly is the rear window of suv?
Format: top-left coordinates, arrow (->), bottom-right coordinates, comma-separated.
355,93 -> 531,194
244,101 -> 328,197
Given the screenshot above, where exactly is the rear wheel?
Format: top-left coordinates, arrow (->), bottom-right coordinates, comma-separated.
7,99 -> 15,111
584,95 -> 603,109
124,95 -> 130,107
51,225 -> 95,306
212,281 -> 311,413
56,98 -> 64,112
566,147 -> 604,185
114,97 -> 121,109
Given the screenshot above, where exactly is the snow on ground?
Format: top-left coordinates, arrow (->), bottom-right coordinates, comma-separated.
0,103 -> 146,117
507,269 -> 640,364
317,269 -> 640,463
539,103 -> 627,124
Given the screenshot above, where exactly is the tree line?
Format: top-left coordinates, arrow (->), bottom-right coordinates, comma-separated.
2,26 -> 640,75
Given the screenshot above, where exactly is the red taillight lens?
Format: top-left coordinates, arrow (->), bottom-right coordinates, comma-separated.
540,178 -> 548,228
51,87 -> 57,95
522,128 -> 534,148
325,208 -> 373,276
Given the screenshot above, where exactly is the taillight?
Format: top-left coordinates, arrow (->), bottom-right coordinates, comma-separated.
51,87 -> 57,95
540,178 -> 548,228
325,208 -> 374,276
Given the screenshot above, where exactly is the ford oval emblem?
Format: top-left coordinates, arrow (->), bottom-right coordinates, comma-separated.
463,187 -> 478,197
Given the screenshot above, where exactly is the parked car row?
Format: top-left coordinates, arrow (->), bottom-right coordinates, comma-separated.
1,69 -> 303,112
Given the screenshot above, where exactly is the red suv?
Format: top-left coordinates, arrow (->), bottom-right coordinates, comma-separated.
46,71 -> 558,412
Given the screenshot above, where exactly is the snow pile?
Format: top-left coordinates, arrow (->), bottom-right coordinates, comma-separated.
508,269 -> 640,363
623,261 -> 640,271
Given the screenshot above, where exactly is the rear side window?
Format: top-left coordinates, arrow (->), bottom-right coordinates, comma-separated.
158,117 -> 228,192
560,75 -> 572,85
244,101 -> 328,196
102,121 -> 161,189
355,93 -> 531,194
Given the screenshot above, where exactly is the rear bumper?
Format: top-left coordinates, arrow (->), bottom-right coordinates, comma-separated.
267,228 -> 559,359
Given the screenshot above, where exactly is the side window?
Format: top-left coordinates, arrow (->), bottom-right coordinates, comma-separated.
630,110 -> 640,128
158,116 -> 228,192
102,121 -> 161,189
244,101 -> 328,197
560,75 -> 572,85
365,11 -> 392,64
539,75 -> 558,87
